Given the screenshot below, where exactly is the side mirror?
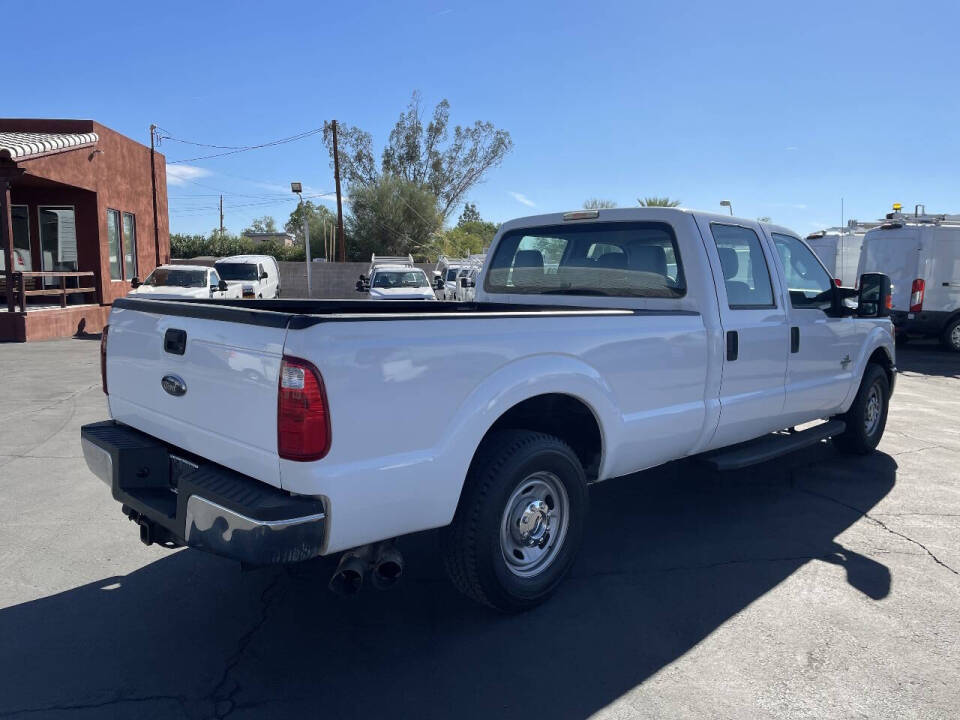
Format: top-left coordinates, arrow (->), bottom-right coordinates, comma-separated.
355,280 -> 366,292
459,277 -> 468,287
260,271 -> 268,280
359,274 -> 366,282
857,273 -> 892,318
218,280 -> 228,292
130,277 -> 141,289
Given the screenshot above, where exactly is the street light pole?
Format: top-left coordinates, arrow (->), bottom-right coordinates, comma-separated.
720,200 -> 733,216
292,182 -> 312,297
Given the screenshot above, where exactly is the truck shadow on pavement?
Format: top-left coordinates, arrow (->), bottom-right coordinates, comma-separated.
896,340 -> 960,378
0,445 -> 895,719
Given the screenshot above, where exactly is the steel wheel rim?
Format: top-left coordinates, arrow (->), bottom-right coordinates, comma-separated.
951,324 -> 960,349
500,471 -> 570,578
864,383 -> 882,437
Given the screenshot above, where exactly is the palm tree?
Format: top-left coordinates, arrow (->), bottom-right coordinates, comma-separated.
638,196 -> 681,207
583,198 -> 617,209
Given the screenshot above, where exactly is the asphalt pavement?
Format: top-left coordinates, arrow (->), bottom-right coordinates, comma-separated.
0,337 -> 957,719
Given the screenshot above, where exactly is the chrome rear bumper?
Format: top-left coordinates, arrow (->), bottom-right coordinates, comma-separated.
81,421 -> 326,565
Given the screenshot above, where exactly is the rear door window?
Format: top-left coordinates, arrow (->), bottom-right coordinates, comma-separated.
709,224 -> 775,308
485,222 -> 685,298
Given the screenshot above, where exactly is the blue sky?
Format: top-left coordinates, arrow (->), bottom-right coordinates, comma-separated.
5,0 -> 960,235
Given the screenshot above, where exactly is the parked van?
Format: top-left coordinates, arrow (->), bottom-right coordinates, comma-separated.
806,220 -> 879,288
214,255 -> 281,299
858,205 -> 960,350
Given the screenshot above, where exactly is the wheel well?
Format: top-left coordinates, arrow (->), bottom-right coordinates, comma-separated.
478,394 -> 602,480
868,347 -> 894,385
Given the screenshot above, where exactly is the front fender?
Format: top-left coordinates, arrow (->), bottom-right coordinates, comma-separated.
840,323 -> 895,411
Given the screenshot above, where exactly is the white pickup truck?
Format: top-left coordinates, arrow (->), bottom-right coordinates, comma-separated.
82,208 -> 896,611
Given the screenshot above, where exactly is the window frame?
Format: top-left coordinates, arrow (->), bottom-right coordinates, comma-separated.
106,208 -> 123,281
483,220 -> 687,299
770,231 -> 836,312
709,222 -> 778,310
37,205 -> 79,284
121,212 -> 137,281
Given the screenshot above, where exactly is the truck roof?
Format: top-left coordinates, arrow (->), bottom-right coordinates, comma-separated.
215,255 -> 277,264
159,264 -> 210,272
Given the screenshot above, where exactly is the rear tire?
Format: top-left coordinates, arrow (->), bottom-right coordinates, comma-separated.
833,364 -> 889,455
441,430 -> 588,612
939,317 -> 960,352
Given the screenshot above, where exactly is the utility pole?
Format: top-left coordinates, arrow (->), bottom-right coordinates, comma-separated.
331,120 -> 346,262
149,125 -> 161,267
219,195 -> 224,236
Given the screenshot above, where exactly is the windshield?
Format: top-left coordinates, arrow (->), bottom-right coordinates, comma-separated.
445,268 -> 461,282
372,270 -> 429,289
143,268 -> 207,288
216,263 -> 259,281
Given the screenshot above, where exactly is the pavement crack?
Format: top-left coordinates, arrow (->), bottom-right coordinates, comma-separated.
207,571 -> 285,719
798,487 -> 959,577
0,693 -> 188,718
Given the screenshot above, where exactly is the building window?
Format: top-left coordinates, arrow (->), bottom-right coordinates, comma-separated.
3,206 -> 32,272
39,206 -> 78,276
122,213 -> 137,280
106,209 -> 122,280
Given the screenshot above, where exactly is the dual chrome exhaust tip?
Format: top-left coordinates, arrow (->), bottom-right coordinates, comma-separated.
329,541 -> 404,595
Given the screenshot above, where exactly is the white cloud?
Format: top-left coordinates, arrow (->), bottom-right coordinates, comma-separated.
166,164 -> 211,186
509,191 -> 536,207
785,146 -> 799,151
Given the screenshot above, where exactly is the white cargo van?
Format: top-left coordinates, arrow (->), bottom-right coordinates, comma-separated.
215,255 -> 281,299
857,207 -> 960,350
806,220 -> 879,288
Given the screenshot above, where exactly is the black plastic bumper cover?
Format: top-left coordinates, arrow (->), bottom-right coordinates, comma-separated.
81,421 -> 326,565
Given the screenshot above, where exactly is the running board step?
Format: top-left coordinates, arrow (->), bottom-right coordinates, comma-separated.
701,420 -> 846,472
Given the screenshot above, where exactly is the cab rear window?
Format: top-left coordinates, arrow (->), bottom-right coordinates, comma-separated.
484,222 -> 684,298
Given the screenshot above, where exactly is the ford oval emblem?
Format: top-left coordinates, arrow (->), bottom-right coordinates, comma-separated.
161,374 -> 187,397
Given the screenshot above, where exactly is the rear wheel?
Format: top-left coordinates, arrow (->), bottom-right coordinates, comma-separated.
442,430 -> 588,612
833,364 -> 890,454
939,317 -> 960,352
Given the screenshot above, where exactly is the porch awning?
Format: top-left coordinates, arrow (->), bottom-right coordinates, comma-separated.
0,131 -> 99,162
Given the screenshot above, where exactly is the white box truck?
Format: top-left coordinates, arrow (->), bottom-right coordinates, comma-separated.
806,220 -> 879,288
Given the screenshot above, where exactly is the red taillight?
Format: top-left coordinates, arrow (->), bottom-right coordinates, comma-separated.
100,325 -> 109,394
909,278 -> 925,313
277,356 -> 330,461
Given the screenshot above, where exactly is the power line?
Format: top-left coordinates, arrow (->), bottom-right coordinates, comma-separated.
161,126 -> 324,164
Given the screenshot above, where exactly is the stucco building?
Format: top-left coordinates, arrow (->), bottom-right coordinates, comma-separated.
0,119 -> 169,341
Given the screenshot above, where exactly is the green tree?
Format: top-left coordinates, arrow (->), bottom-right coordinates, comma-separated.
583,198 -> 617,209
243,216 -> 278,234
458,202 -> 482,226
324,92 -> 513,222
285,201 -> 341,258
638,196 -> 682,207
346,175 -> 441,261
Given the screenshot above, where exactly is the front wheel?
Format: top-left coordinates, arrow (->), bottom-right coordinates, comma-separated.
442,430 -> 588,612
833,364 -> 890,454
940,317 -> 960,352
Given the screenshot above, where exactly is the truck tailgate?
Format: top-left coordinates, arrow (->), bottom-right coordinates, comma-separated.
105,302 -> 288,488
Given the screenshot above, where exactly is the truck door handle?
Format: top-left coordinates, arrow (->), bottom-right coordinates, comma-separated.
791,326 -> 800,353
726,331 -> 738,361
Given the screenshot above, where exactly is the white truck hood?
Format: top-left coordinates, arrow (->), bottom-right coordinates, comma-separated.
129,285 -> 209,299
369,287 -> 436,300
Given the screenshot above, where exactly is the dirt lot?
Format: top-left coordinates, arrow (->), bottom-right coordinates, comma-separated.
0,338 -> 957,719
